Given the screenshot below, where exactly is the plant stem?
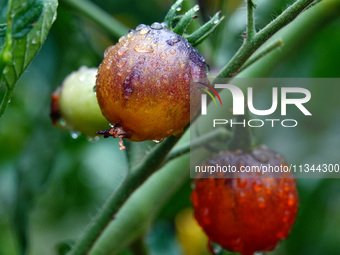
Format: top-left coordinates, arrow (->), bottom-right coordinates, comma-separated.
227,111 -> 254,151
164,0 -> 183,28
186,12 -> 225,47
239,0 -> 340,78
240,39 -> 282,72
69,135 -> 181,255
60,0 -> 129,40
173,5 -> 200,35
166,128 -> 231,162
246,0 -> 256,41
216,0 -> 318,79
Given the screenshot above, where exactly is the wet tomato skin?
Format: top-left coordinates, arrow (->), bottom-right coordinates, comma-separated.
96,23 -> 206,142
191,147 -> 299,255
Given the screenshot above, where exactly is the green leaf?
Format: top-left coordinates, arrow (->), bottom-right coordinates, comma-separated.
12,0 -> 43,39
0,0 -> 58,118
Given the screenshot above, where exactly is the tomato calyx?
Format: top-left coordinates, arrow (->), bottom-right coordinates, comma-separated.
96,123 -> 132,150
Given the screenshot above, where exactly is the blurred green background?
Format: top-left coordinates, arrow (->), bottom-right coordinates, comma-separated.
0,0 -> 340,254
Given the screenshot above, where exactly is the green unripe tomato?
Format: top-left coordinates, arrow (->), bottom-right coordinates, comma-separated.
52,66 -> 109,137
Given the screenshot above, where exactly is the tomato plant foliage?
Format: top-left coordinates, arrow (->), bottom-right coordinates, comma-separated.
0,0 -> 57,118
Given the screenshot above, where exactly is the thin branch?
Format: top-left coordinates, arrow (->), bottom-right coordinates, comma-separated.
216,0 -> 319,79
240,39 -> 283,72
164,0 -> 184,28
185,11 -> 224,47
246,0 -> 256,41
173,5 -> 200,35
166,128 -> 231,163
60,0 -> 129,40
68,135 -> 181,255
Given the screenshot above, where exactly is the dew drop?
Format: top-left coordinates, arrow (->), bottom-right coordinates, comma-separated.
106,60 -> 113,70
151,40 -> 158,47
213,19 -> 219,24
213,244 -> 223,254
257,197 -> 266,208
166,129 -> 174,134
87,136 -> 100,142
134,43 -> 154,53
282,210 -> 290,222
127,32 -> 134,38
59,119 -> 67,128
184,73 -> 189,82
70,131 -> 81,139
283,181 -> 291,192
152,138 -> 164,144
277,188 -> 284,198
169,49 -> 176,55
176,7 -> 181,11
160,52 -> 167,60
123,75 -> 133,98
161,74 -> 169,83
139,27 -> 150,35
163,65 -> 171,72
238,191 -> 246,201
265,187 -> 272,195
237,178 -> 247,188
117,58 -> 127,68
287,193 -> 296,207
118,36 -> 126,42
253,179 -> 263,192
118,46 -> 128,56
166,36 -> 179,46
132,74 -> 140,85
104,46 -> 115,57
138,55 -> 146,61
252,150 -> 269,163
151,22 -> 163,30
136,24 -> 147,31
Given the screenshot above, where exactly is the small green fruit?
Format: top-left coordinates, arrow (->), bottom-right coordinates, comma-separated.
51,66 -> 109,137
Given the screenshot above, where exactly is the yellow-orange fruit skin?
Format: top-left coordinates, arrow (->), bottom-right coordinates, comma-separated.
191,147 -> 299,255
96,24 -> 206,141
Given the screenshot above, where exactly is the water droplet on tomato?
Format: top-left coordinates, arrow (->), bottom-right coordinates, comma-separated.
134,43 -> 154,53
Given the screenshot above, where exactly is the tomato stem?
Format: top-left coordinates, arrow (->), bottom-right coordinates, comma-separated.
216,0 -> 320,79
166,127 -> 231,163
